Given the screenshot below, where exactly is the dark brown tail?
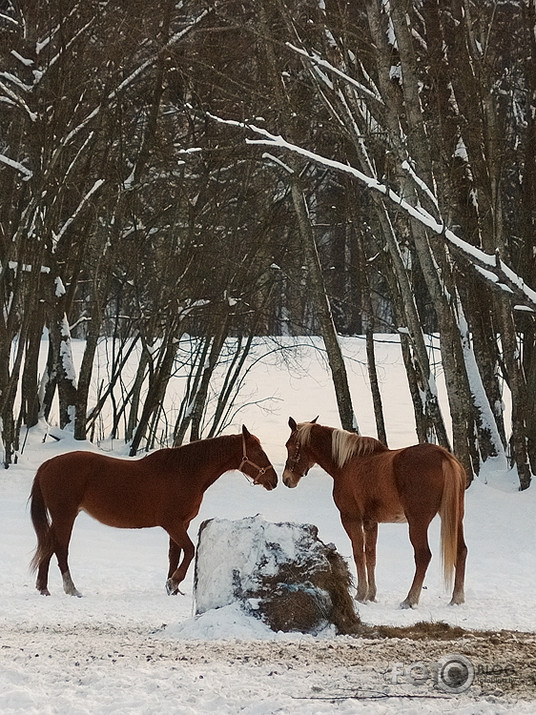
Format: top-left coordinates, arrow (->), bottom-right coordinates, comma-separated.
439,453 -> 465,589
29,473 -> 55,573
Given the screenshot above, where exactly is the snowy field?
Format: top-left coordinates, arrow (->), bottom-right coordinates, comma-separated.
1,336 -> 535,713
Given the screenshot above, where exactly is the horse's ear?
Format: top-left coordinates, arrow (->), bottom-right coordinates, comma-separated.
288,417 -> 297,431
242,424 -> 251,438
311,416 -> 319,424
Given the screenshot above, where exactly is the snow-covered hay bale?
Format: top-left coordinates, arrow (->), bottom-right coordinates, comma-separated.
194,516 -> 360,635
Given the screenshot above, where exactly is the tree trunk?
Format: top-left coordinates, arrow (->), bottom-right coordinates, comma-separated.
188,313 -> 230,442
129,323 -> 182,456
290,176 -> 358,432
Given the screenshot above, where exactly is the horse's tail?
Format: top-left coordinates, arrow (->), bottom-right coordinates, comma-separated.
439,452 -> 466,589
29,470 -> 55,573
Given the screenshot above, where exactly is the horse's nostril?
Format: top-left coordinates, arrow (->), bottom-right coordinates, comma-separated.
282,473 -> 296,488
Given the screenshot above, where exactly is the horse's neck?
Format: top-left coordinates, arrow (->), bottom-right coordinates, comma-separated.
180,434 -> 241,486
309,425 -> 339,477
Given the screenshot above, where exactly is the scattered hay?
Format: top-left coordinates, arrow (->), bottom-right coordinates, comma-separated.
371,621 -> 469,641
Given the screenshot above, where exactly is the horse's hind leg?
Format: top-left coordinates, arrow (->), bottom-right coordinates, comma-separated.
52,512 -> 82,597
36,554 -> 53,596
400,518 -> 432,609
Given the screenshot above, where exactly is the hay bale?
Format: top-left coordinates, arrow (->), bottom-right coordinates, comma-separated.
194,515 -> 360,635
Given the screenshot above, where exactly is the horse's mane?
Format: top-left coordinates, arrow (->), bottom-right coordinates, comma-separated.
142,434 -> 237,471
331,429 -> 386,468
297,422 -> 386,469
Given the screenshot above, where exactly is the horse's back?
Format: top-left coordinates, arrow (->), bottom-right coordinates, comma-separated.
34,451 -> 171,528
37,450 -> 123,486
35,450 -> 100,492
37,450 -> 163,482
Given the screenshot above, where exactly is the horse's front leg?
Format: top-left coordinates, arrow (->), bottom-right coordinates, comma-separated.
340,513 -> 368,602
164,523 -> 194,595
167,537 -> 181,579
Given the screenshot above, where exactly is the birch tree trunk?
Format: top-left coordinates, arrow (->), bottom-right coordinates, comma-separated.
365,0 -> 478,475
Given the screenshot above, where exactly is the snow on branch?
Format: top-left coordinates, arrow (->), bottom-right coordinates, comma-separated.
63,9 -> 209,148
33,15 -> 98,87
289,43 -> 438,217
286,43 -> 383,106
208,113 -> 536,312
261,152 -> 294,174
400,160 -> 439,215
51,179 -> 105,249
0,152 -> 33,179
0,71 -> 33,93
0,79 -> 37,121
11,50 -> 33,67
4,261 -> 50,274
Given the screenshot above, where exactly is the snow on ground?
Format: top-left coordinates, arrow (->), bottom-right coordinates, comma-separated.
1,336 -> 535,713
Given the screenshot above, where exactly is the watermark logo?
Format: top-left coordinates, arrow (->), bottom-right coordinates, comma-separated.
436,654 -> 475,693
389,653 -> 475,693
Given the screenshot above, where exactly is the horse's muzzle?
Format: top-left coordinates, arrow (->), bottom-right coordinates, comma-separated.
263,470 -> 278,490
282,468 -> 299,488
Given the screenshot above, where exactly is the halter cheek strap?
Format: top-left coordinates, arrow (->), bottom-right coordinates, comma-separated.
286,444 -> 302,473
239,434 -> 268,485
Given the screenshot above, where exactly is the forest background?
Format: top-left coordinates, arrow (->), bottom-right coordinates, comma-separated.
1,0 -> 535,491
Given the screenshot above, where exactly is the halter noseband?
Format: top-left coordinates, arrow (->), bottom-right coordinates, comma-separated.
239,433 -> 269,485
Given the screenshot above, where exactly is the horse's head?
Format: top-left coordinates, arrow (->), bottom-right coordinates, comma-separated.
239,425 -> 278,490
283,416 -> 318,488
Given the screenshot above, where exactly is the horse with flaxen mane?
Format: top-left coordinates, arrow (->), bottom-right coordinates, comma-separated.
283,418 -> 467,608
30,426 -> 277,597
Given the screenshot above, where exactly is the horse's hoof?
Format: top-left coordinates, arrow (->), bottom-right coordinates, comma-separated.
62,573 -> 81,597
39,588 -> 51,596
65,586 -> 82,597
399,599 -> 416,609
449,597 -> 465,606
166,579 -> 184,596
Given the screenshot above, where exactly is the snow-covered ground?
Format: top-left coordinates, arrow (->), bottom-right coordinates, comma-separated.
1,336 -> 535,713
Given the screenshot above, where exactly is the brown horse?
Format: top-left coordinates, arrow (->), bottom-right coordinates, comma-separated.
283,418 -> 467,608
30,425 -> 277,597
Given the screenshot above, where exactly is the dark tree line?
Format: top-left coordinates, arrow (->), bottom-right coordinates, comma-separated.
0,0 -> 534,490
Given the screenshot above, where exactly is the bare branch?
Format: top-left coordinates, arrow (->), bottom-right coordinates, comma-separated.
209,113 -> 536,312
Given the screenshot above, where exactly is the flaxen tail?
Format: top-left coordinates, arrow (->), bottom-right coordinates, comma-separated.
439,453 -> 465,589
29,472 -> 55,573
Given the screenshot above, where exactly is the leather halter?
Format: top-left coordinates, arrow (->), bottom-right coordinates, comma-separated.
285,438 -> 302,473
239,433 -> 269,484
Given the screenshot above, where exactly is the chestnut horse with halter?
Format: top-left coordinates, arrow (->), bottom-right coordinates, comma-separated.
283,418 -> 467,608
30,426 -> 277,596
